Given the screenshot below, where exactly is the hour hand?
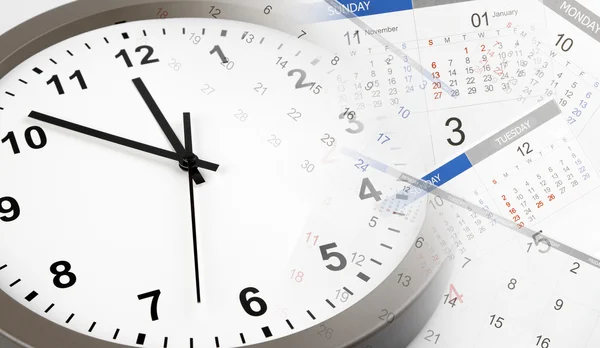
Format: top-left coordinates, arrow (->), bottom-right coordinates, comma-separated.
132,77 -> 186,154
132,77 -> 213,185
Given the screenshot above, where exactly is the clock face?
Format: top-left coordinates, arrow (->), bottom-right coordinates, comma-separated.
0,17 -> 428,347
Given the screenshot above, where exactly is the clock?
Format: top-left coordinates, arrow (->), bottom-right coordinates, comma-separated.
0,1 -> 452,347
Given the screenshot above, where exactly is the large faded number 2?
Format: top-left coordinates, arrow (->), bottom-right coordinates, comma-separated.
288,69 -> 322,94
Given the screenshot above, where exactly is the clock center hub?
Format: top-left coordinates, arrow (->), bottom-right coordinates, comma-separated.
179,154 -> 198,172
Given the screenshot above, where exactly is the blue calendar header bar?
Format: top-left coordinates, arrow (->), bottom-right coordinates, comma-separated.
304,0 -> 413,22
329,0 -> 413,17
421,153 -> 473,188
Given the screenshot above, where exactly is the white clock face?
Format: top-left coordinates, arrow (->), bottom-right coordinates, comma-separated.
0,17 -> 427,347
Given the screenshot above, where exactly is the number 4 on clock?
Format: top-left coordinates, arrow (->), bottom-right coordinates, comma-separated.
359,178 -> 382,201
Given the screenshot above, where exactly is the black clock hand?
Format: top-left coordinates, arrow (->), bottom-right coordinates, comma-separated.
28,111 -> 220,171
132,77 -> 185,153
183,112 -> 202,303
132,77 -> 208,185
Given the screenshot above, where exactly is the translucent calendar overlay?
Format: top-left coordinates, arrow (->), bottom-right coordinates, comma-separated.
301,0 -> 571,169
302,0 -> 600,347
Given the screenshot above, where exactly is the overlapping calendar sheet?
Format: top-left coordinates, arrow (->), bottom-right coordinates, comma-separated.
305,0 -> 600,347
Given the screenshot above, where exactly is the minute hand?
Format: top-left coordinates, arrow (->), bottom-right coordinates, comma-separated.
28,111 -> 219,171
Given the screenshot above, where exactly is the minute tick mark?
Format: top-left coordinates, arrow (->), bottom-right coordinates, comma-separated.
370,258 -> 382,265
357,272 -> 370,282
66,313 -> 74,323
9,279 -> 20,287
262,326 -> 273,338
0,264 -> 6,271
136,333 -> 146,345
25,291 -> 38,302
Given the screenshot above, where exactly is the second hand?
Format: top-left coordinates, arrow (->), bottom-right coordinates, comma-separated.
183,112 -> 202,303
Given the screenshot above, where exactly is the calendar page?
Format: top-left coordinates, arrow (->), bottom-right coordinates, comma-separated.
303,0 -> 600,347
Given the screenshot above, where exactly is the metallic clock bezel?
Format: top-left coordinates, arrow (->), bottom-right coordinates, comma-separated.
0,1 -> 451,347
